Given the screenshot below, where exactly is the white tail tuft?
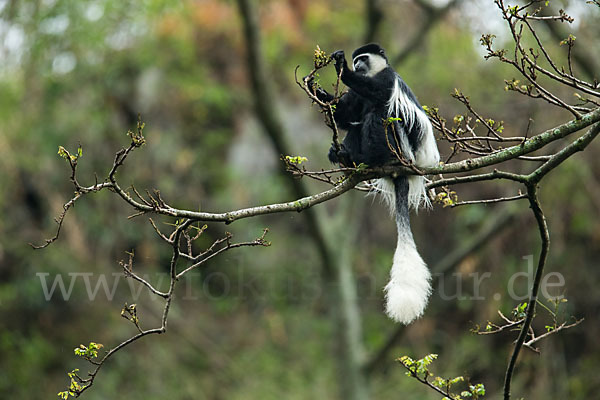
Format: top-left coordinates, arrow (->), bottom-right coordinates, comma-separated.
375,178 -> 432,324
384,234 -> 431,324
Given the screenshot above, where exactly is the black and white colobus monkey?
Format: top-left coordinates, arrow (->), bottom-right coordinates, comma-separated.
311,43 -> 440,324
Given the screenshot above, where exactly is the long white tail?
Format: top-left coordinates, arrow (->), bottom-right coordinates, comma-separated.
378,74 -> 438,322
381,177 -> 431,324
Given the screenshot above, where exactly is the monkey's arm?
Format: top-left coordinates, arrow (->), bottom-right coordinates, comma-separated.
333,93 -> 364,130
331,50 -> 392,102
306,75 -> 361,130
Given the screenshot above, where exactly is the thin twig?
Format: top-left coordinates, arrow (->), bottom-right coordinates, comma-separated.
450,194 -> 527,207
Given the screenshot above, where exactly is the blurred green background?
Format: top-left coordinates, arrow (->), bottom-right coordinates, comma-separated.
1,0 -> 599,399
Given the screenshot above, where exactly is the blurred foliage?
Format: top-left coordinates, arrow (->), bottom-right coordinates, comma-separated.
1,0 -> 599,399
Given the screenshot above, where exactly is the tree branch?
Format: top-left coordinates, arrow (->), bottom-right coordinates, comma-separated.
503,184 -> 549,400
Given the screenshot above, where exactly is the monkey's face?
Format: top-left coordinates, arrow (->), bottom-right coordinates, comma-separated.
352,53 -> 387,77
353,55 -> 370,75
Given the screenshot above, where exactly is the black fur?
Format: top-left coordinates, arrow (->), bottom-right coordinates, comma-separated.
351,43 -> 387,61
315,44 -> 423,167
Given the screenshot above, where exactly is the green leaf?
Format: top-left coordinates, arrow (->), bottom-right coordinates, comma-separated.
449,376 -> 465,385
57,146 -> 69,160
285,155 -> 308,165
471,383 -> 486,395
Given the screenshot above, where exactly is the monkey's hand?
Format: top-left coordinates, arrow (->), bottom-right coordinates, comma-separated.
304,75 -> 334,102
331,50 -> 346,74
328,143 -> 351,166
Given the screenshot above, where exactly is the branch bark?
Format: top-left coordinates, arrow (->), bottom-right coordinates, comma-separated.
42,106 -> 598,232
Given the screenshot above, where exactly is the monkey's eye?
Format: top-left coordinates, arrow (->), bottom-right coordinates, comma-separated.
353,55 -> 369,69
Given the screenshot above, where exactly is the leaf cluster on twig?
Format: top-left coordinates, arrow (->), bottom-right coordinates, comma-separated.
473,298 -> 583,354
398,353 -> 486,400
42,117 -> 272,398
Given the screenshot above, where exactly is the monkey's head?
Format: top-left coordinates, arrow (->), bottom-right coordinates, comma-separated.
351,43 -> 389,77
